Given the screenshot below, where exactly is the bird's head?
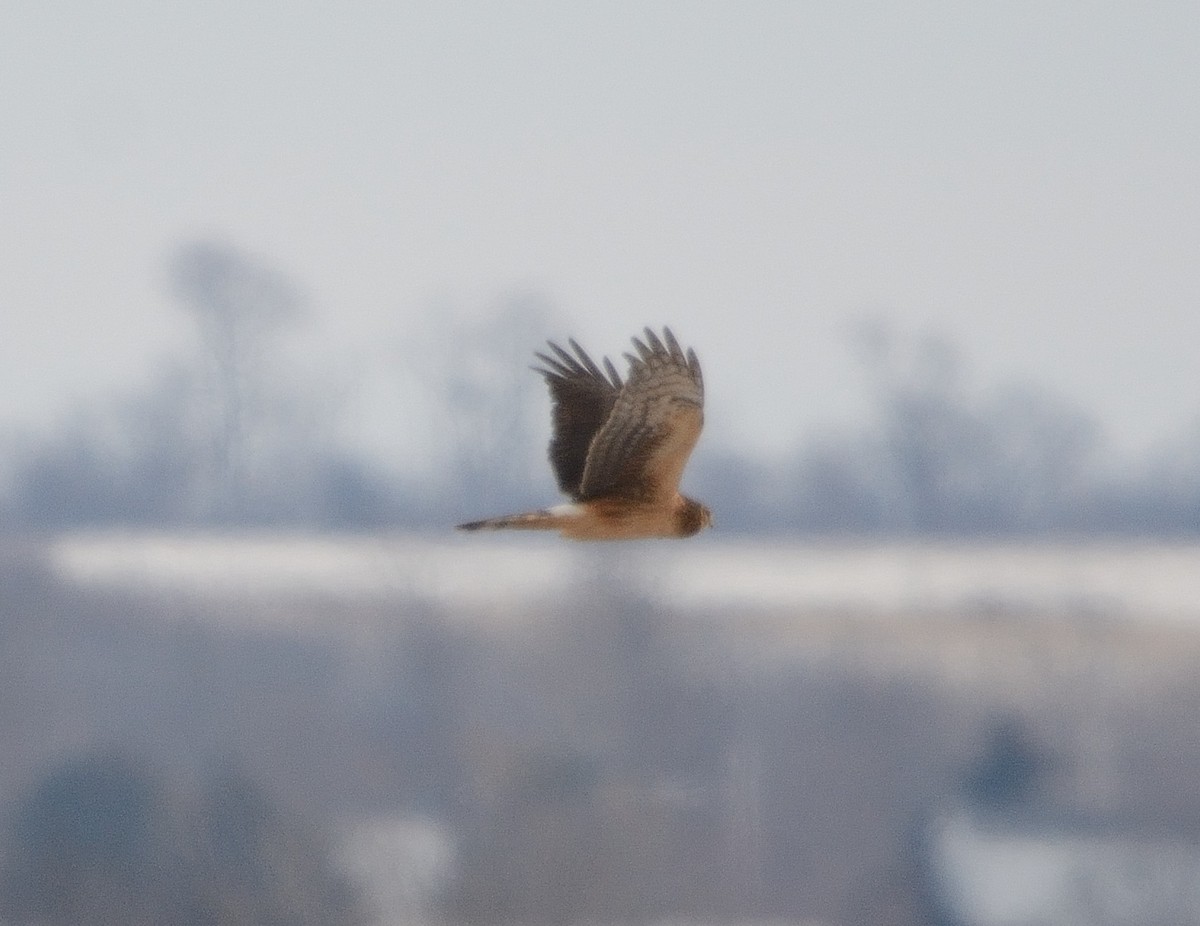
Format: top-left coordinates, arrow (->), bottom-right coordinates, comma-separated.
677,496 -> 714,537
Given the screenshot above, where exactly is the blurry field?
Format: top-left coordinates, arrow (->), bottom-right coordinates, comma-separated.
48,531 -> 1200,623
4,533 -> 1200,925
45,532 -> 1200,699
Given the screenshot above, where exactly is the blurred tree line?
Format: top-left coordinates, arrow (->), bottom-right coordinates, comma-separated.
2,239 -> 1197,536
4,542 -> 1200,925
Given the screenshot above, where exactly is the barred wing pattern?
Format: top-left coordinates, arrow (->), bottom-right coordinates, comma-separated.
578,328 -> 703,503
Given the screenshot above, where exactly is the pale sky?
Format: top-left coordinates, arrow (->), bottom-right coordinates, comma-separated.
3,2 -> 1198,472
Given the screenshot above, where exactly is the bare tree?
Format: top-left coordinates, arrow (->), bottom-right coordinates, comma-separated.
851,320 -> 1099,535
170,240 -> 303,523
407,293 -> 556,518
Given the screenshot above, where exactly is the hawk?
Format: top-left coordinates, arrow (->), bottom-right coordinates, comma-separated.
457,327 -> 713,540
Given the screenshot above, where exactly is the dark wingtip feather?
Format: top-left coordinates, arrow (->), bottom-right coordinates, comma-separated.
531,352 -> 570,379
663,327 -> 684,361
567,338 -> 606,379
687,347 -> 703,392
549,340 -> 580,369
533,337 -> 624,393
535,340 -> 585,379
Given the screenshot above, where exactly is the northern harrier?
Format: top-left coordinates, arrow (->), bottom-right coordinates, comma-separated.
457,327 -> 712,540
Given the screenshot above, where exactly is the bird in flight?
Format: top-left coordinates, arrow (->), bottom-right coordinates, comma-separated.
458,327 -> 712,540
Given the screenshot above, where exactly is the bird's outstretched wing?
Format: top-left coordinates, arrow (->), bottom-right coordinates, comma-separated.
533,338 -> 623,498
577,327 -> 704,504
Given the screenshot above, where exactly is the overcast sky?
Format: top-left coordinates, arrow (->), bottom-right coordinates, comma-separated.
3,2 -> 1198,472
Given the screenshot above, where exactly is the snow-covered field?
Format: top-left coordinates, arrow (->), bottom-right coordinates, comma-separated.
48,532 -> 1200,625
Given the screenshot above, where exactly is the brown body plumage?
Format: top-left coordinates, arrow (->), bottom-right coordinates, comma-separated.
457,327 -> 712,540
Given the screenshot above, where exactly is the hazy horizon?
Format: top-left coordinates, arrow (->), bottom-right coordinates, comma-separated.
5,3 -> 1198,472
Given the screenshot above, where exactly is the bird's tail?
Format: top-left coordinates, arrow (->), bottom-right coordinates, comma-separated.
456,508 -> 564,532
